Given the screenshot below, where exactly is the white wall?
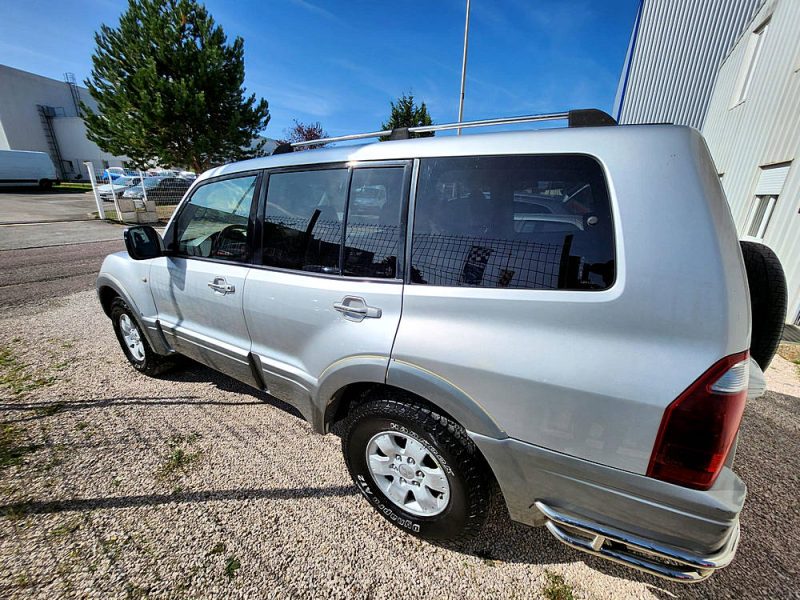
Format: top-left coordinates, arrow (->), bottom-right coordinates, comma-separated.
703,0 -> 800,324
616,0 -> 763,128
0,64 -> 127,178
51,118 -> 127,178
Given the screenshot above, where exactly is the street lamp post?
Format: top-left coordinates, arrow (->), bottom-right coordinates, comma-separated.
457,0 -> 471,135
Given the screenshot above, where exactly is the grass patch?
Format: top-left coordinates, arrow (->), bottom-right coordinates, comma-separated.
54,182 -> 93,191
1,501 -> 31,522
0,347 -> 56,397
125,583 -> 150,599
157,433 -> 202,479
50,517 -> 81,537
207,541 -> 226,556
0,423 -> 38,470
35,402 -> 65,417
542,571 -> 574,600
224,556 -> 241,579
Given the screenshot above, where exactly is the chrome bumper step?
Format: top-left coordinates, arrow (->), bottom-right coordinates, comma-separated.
534,501 -> 740,582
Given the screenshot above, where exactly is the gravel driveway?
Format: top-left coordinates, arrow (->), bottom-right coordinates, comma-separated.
0,290 -> 797,599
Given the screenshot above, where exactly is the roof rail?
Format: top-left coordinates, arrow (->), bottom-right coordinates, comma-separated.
289,108 -> 616,149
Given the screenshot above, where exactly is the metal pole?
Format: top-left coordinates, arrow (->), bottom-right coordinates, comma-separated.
84,161 -> 105,220
457,0 -> 471,135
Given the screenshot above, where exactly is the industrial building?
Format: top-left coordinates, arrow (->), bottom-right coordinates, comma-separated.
0,64 -> 127,180
616,0 -> 800,326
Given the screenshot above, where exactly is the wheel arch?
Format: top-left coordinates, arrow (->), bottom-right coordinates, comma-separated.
323,359 -> 507,441
96,274 -> 171,355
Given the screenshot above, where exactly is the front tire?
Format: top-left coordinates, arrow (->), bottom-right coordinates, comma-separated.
342,395 -> 491,546
110,297 -> 175,376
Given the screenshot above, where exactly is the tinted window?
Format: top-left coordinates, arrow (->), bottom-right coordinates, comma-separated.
411,155 -> 614,290
172,175 -> 257,262
343,168 -> 404,278
262,169 -> 348,273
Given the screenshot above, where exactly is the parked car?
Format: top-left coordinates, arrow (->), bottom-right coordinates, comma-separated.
98,175 -> 141,202
97,110 -> 787,583
122,176 -> 190,201
0,149 -> 58,189
103,167 -> 126,181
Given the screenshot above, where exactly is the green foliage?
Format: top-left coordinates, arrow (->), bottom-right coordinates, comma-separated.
225,556 -> 241,578
380,92 -> 433,140
83,0 -> 270,172
542,571 -> 574,600
0,347 -> 56,397
0,423 -> 38,470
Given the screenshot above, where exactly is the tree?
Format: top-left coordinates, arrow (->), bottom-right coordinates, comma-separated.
83,0 -> 270,172
284,119 -> 328,149
380,92 -> 433,140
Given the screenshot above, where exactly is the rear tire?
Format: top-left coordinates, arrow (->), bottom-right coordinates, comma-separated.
740,241 -> 787,370
342,394 -> 491,547
110,297 -> 176,376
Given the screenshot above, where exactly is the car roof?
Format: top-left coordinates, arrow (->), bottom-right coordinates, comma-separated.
197,123 -> 692,184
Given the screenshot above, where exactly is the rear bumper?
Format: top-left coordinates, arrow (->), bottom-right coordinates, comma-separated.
470,432 -> 745,582
535,501 -> 739,582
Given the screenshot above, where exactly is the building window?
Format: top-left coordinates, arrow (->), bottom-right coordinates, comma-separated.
745,163 -> 790,239
732,20 -> 769,106
745,195 -> 777,238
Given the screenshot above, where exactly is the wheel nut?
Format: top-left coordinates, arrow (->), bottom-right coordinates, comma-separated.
412,480 -> 420,486
416,471 -> 423,478
407,457 -> 415,465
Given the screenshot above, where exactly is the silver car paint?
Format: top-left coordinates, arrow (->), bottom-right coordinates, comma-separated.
149,256 -> 258,387
243,270 -> 403,425
97,123 -> 753,563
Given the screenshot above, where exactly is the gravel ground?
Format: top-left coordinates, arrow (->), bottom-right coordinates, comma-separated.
1,290 -> 798,599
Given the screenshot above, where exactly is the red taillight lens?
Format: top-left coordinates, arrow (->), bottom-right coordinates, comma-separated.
647,351 -> 749,490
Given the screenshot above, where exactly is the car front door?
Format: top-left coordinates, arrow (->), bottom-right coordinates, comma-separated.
243,163 -> 410,424
149,172 -> 261,387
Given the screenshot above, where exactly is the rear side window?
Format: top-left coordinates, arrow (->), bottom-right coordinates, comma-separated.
343,167 -> 405,278
262,166 -> 405,278
411,155 -> 615,290
263,169 -> 348,273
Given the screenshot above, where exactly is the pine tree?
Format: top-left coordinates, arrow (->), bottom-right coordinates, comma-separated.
83,0 -> 270,172
380,92 -> 434,140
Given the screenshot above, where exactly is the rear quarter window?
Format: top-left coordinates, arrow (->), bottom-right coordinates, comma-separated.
411,155 -> 615,290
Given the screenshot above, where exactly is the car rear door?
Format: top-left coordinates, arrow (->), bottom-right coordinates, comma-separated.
149,172 -> 262,387
243,162 -> 411,425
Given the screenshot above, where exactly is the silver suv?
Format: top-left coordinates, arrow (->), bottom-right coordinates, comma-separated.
97,111 -> 784,583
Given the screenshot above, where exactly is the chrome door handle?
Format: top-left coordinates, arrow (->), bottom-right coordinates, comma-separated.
208,277 -> 235,294
333,296 -> 382,321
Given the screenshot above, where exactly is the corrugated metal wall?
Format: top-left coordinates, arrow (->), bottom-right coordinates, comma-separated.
703,0 -> 800,324
617,0 -> 763,128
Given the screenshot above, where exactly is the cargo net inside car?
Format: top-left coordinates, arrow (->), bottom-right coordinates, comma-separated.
410,233 -> 571,289
263,216 -> 402,279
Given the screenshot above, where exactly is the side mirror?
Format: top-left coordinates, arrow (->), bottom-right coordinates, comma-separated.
124,225 -> 163,260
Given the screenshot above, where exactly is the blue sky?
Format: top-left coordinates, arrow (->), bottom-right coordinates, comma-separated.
0,0 -> 639,139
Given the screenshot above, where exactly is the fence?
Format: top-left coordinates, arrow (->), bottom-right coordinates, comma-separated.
84,162 -> 194,224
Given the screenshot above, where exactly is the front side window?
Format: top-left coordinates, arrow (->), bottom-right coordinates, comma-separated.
411,155 -> 615,290
171,175 -> 258,262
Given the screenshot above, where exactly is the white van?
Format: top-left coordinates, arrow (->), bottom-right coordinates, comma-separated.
0,150 -> 58,189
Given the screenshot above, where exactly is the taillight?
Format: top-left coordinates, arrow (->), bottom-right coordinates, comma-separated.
647,351 -> 749,490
